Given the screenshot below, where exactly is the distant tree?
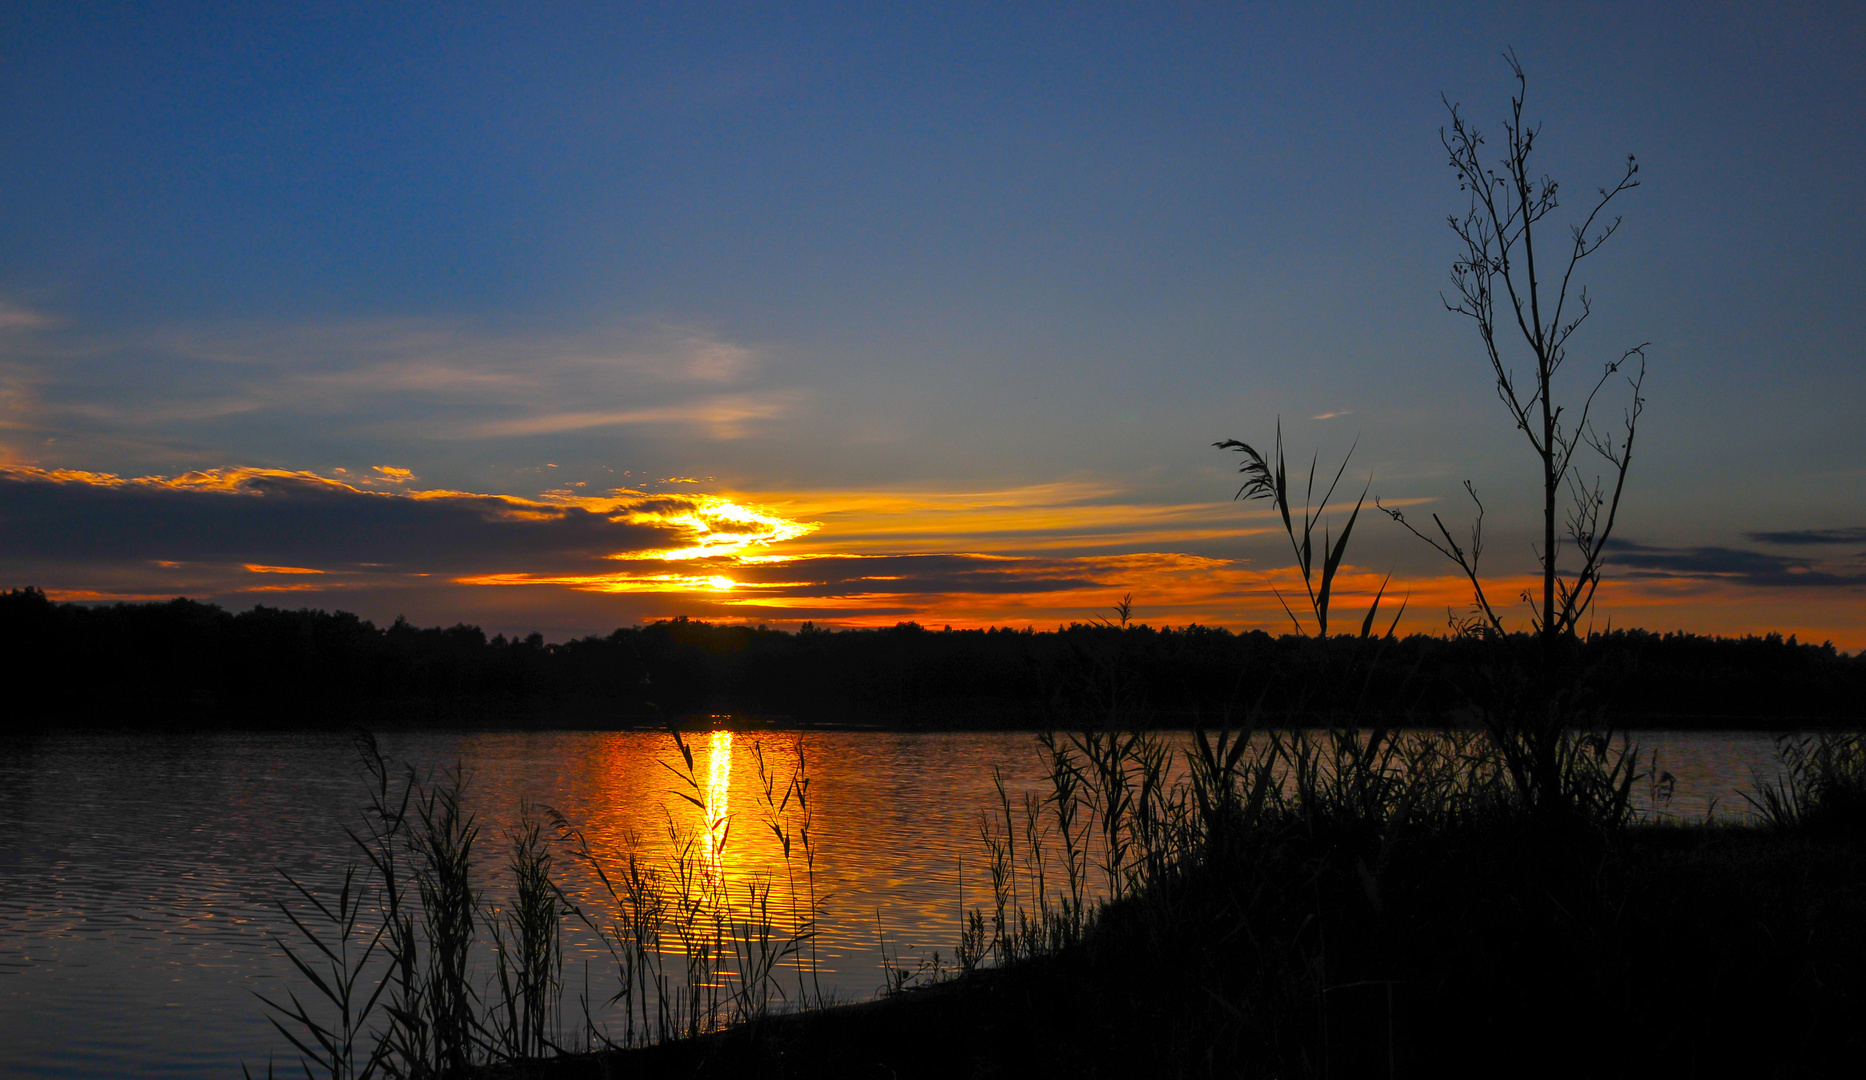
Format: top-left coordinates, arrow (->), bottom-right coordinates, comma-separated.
1380,50 -> 1647,645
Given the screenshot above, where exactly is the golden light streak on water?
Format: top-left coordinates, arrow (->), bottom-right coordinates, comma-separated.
703,730 -> 733,885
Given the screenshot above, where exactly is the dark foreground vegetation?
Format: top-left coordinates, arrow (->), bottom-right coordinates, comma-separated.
250,723 -> 1866,1080
518,732 -> 1866,1080
4,586 -> 1862,731
535,828 -> 1866,1079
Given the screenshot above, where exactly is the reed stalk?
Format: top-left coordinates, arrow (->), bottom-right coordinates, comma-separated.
257,728 -> 830,1075
410,767 -> 480,1075
486,800 -> 563,1062
251,865 -> 392,1080
1742,730 -> 1866,833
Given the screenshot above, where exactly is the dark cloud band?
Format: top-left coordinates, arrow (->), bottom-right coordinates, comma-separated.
1745,526 -> 1866,547
729,553 -> 1104,597
0,467 -> 681,574
1608,538 -> 1866,589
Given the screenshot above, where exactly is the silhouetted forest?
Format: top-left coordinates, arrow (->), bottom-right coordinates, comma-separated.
2,586 -> 1860,731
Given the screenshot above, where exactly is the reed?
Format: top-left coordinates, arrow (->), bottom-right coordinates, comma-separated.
955,722 -> 1548,979
1218,424 -> 1649,828
543,730 -> 826,1051
875,720 -> 1633,1077
252,729 -> 828,1078
485,800 -> 563,1061
1742,730 -> 1866,833
350,734 -> 431,1079
751,737 -> 824,1010
546,815 -> 668,1048
1036,733 -> 1091,940
407,766 -> 482,1074
249,865 -> 392,1080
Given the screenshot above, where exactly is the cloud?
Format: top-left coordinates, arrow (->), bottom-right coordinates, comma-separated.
465,392 -> 803,439
0,301 -> 56,333
150,318 -> 758,389
0,465 -> 746,575
733,551 -> 1231,598
456,549 -> 1264,626
0,309 -> 792,461
1607,539 -> 1866,589
1745,526 -> 1866,547
455,553 -> 1105,599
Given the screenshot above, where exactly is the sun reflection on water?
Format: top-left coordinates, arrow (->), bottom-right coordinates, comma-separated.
702,730 -> 733,884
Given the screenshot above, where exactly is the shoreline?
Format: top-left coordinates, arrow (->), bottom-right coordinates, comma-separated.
475,822 -> 1866,1079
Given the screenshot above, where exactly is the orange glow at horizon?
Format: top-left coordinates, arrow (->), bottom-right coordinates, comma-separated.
448,480 -> 1866,645
8,463 -> 1860,648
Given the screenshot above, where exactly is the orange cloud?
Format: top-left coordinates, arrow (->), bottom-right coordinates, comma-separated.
41,588 -> 176,602
239,583 -> 329,593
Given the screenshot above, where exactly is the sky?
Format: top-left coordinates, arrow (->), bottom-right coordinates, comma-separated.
2,2 -> 1863,646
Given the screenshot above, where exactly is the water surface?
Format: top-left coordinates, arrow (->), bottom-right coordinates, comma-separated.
0,728 -> 1789,1077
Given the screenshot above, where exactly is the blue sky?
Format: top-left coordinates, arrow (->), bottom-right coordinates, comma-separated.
2,2 -> 1863,643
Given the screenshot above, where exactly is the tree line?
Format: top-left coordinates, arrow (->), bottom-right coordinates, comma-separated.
2,586 -> 1859,731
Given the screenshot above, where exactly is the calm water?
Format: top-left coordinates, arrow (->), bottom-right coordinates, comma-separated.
0,728 -> 1790,1078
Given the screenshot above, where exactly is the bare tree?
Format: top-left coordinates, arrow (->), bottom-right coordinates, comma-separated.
1380,50 -> 1647,645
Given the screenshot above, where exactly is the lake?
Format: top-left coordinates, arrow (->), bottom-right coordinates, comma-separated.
0,727 -> 1792,1077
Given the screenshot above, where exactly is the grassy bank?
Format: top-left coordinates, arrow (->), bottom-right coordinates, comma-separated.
503,825 -> 1866,1079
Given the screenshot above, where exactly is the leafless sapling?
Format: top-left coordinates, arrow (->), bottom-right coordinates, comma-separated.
1379,50 -> 1648,646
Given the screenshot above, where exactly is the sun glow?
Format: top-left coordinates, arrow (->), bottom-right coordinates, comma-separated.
619,496 -> 816,561
453,494 -> 815,593
453,570 -> 755,593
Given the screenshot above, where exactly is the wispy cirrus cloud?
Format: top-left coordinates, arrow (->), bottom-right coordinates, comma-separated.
0,301 -> 58,334
151,317 -> 759,389
467,391 -> 806,439
0,305 -> 799,464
